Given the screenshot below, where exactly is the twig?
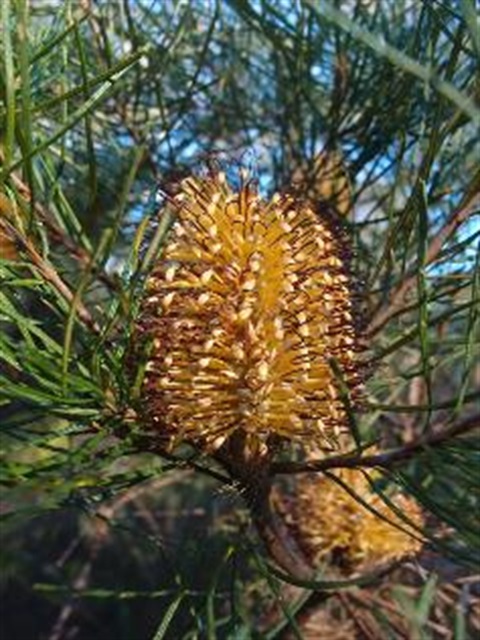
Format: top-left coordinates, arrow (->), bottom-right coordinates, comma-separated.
47,471 -> 191,640
271,412 -> 480,475
338,591 -> 384,640
367,192 -> 480,337
94,470 -> 193,533
48,560 -> 93,640
0,214 -> 101,335
9,171 -> 120,293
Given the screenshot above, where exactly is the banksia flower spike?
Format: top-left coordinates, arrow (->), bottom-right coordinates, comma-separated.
138,169 -> 364,461
283,462 -> 424,574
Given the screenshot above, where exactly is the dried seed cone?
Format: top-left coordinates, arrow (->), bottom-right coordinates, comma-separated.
139,172 -> 363,456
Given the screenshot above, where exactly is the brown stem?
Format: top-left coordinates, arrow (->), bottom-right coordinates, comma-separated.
367,191 -> 480,337
137,431 -> 317,580
9,172 -> 120,293
271,412 -> 479,476
214,434 -> 317,582
47,472 -> 189,640
246,475 -> 316,581
0,216 -> 101,334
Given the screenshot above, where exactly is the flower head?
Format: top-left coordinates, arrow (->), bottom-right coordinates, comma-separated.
138,171 -> 363,457
285,464 -> 424,572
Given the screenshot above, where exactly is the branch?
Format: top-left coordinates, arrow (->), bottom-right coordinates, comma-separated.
0,216 -> 101,335
47,472 -> 190,640
271,412 -> 480,475
367,191 -> 480,337
10,172 -> 120,293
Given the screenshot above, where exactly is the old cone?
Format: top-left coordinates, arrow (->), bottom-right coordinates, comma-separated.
139,170 -> 363,457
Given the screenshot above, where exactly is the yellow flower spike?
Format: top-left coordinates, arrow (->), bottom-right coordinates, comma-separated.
287,463 -> 424,573
138,171 -> 364,458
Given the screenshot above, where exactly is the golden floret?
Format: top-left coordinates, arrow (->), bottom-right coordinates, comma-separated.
287,464 -> 424,572
138,171 -> 363,457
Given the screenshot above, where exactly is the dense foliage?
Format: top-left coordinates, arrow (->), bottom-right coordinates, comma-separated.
1,1 -> 479,638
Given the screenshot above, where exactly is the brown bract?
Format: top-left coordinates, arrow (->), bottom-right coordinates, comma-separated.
138,171 -> 363,459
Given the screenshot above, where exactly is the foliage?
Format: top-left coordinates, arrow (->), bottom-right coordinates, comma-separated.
0,1 -> 479,638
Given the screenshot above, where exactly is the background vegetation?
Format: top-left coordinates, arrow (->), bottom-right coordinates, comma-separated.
1,0 -> 479,638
